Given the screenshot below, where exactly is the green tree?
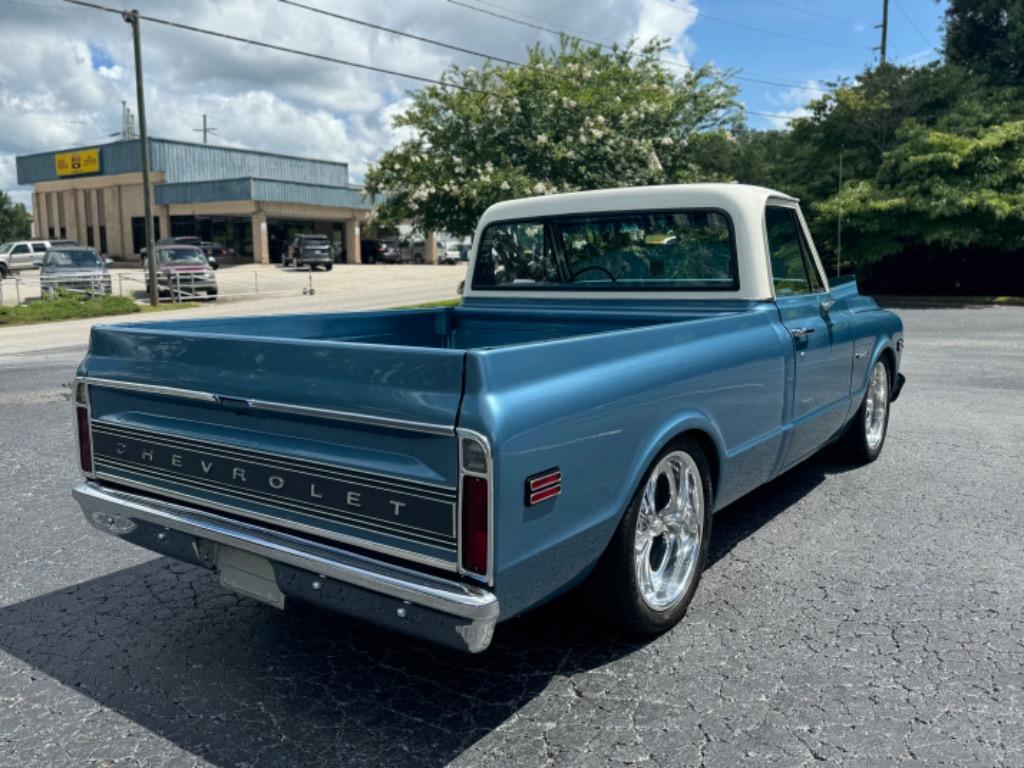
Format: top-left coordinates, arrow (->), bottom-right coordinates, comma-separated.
817,118 -> 1024,261
365,38 -> 741,235
0,192 -> 32,243
945,0 -> 1024,85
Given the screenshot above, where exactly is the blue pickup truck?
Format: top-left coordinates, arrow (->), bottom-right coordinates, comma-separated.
72,184 -> 904,653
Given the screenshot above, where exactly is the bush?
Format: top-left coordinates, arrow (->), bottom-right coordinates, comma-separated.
0,292 -> 141,326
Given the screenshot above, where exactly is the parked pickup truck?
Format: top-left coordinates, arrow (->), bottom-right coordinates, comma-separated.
71,184 -> 905,653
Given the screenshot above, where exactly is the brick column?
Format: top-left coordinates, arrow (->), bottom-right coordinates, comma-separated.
344,217 -> 361,264
252,211 -> 269,265
64,190 -> 80,243
33,192 -> 47,239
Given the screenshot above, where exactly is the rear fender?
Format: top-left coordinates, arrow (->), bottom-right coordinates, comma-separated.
625,410 -> 727,514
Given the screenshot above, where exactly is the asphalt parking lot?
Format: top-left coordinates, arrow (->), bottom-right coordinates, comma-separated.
1,305 -> 1022,767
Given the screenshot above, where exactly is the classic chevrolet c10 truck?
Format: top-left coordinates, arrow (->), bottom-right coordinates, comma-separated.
71,184 -> 905,653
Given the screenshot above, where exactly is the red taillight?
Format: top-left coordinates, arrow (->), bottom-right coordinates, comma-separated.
461,475 -> 488,575
76,406 -> 93,473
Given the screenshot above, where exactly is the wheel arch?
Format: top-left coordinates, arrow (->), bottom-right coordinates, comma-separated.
630,412 -> 725,513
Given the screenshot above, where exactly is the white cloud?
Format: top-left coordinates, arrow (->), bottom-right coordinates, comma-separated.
0,0 -> 699,208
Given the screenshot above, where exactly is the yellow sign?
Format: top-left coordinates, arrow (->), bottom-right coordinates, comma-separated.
55,148 -> 101,177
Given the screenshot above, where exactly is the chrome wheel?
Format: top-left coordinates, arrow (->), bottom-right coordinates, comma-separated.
634,450 -> 704,611
864,360 -> 889,450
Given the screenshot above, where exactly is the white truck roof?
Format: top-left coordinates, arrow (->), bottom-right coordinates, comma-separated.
467,183 -> 816,302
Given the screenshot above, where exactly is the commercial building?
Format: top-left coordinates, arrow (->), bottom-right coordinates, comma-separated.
15,138 -> 374,264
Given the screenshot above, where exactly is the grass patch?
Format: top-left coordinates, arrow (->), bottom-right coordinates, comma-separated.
394,298 -> 460,309
0,292 -> 197,327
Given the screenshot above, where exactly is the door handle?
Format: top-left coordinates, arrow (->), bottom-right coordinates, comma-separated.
790,327 -> 816,339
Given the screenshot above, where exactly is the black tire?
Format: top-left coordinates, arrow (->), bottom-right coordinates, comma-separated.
414,254 -> 424,264
0,263 -> 7,279
591,436 -> 713,635
838,357 -> 891,464
324,263 -> 333,271
207,289 -> 218,299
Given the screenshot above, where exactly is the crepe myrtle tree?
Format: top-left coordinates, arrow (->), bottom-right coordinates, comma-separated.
364,38 -> 742,236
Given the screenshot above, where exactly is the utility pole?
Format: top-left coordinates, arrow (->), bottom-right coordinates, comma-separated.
124,9 -> 159,306
875,0 -> 889,64
193,113 -> 218,144
836,149 -> 844,277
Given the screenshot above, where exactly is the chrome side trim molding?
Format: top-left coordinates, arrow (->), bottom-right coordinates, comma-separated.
73,480 -> 498,626
84,377 -> 455,436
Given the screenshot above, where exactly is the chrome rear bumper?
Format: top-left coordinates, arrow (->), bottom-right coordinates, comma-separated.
73,480 -> 498,652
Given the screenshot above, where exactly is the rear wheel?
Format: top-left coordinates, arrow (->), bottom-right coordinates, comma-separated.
324,263 -> 333,271
839,358 -> 891,463
0,263 -> 7,278
593,437 -> 712,635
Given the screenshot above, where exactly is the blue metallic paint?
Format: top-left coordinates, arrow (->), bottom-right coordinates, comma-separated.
76,279 -> 903,625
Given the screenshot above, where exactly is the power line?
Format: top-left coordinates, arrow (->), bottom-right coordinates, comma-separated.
446,0 -> 832,91
446,0 -> 609,49
649,0 -> 867,49
278,0 -> 524,67
62,0 -> 481,92
892,0 -> 932,47
0,112 -> 91,126
747,0 -> 859,25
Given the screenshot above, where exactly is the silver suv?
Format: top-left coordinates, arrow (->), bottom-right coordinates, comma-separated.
0,240 -> 51,278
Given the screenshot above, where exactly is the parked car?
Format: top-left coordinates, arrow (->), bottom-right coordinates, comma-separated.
0,239 -> 51,277
284,234 -> 334,271
199,241 -> 225,270
360,239 -> 400,264
441,242 -> 468,265
399,240 -> 426,264
140,235 -> 202,263
37,245 -> 112,296
70,184 -> 904,653
145,245 -> 218,299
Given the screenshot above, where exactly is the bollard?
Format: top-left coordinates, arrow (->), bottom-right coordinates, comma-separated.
254,271 -> 259,293
15,278 -> 21,305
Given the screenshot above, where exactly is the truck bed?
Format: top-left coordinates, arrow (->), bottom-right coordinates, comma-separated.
78,300 -> 759,576
120,300 -> 748,350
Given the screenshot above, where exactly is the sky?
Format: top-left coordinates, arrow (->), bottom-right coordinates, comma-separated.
0,0 -> 950,211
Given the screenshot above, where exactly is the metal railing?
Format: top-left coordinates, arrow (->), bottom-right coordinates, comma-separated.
0,274 -> 113,306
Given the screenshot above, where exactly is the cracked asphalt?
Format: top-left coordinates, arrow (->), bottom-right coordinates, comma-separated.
1,305 -> 1022,767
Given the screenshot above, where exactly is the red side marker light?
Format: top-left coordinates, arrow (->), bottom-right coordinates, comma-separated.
525,468 -> 561,506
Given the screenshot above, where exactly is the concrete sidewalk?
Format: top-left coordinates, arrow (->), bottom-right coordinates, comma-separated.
0,263 -> 466,357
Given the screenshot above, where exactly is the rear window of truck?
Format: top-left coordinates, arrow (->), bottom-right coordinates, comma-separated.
471,208 -> 738,292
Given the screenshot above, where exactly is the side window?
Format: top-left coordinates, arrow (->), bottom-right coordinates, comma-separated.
765,207 -> 818,296
794,218 -> 823,292
32,243 -> 48,253
12,244 -> 30,255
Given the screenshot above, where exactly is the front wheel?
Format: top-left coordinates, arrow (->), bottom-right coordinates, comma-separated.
839,358 -> 891,463
593,437 -> 712,635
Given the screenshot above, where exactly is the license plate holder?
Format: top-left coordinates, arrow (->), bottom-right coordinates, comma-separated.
216,545 -> 286,609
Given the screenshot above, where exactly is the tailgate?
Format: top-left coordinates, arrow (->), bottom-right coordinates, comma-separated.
81,325 -> 466,571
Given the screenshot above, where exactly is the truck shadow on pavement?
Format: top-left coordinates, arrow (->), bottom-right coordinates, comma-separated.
0,454 -> 848,767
